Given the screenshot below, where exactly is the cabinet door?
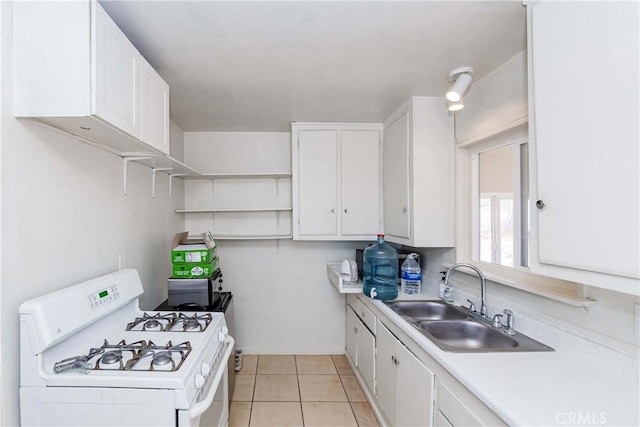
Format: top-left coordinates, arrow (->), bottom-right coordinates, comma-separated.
341,130 -> 380,235
298,130 -> 338,236
395,343 -> 434,427
345,306 -> 359,366
383,111 -> 410,239
375,321 -> 397,424
529,2 -> 640,283
436,381 -> 483,427
93,2 -> 140,137
357,325 -> 376,394
139,57 -> 170,154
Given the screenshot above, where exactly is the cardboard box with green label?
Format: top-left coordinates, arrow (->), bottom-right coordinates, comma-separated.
172,257 -> 219,279
171,231 -> 217,264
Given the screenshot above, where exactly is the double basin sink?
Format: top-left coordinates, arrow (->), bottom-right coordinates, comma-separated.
384,300 -> 553,353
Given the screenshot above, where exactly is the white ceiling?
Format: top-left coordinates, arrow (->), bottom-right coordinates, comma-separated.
101,1 -> 526,132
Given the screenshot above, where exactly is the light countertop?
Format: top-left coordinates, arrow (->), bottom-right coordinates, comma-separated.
356,289 -> 639,426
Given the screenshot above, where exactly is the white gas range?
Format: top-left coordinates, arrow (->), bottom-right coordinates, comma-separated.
19,269 -> 234,427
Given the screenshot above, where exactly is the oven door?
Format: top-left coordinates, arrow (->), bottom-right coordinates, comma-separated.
178,337 -> 234,427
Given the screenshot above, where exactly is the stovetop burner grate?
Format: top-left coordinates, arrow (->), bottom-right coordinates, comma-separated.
125,312 -> 213,332
53,339 -> 192,373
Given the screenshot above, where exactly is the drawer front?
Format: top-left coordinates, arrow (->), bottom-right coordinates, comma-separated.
436,380 -> 483,427
352,297 -> 376,334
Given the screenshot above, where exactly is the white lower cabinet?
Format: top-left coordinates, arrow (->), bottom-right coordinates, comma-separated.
376,319 -> 434,427
345,297 -> 376,394
435,380 -> 487,427
345,295 -> 506,427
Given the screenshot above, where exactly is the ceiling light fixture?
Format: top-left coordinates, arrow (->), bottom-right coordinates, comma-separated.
447,100 -> 464,112
446,66 -> 474,103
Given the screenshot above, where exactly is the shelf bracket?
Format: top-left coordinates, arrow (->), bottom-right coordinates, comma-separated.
122,156 -> 153,195
151,168 -> 175,198
169,173 -> 188,200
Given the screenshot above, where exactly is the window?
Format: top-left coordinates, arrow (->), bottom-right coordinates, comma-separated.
455,124 -> 584,305
471,138 -> 529,270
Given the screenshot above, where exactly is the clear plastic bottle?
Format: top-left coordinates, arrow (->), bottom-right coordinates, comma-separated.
438,270 -> 453,302
362,234 -> 398,300
400,253 -> 421,295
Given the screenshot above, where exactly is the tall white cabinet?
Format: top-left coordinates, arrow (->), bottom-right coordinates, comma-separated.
527,1 -> 640,294
292,123 -> 382,240
383,97 -> 455,247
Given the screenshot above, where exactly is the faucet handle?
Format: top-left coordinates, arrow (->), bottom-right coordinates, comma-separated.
465,299 -> 476,312
492,314 -> 504,328
503,309 -> 514,332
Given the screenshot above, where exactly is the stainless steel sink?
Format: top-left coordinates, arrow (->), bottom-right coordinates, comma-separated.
386,300 -> 468,321
418,319 -> 553,353
383,300 -> 554,353
419,320 -> 518,351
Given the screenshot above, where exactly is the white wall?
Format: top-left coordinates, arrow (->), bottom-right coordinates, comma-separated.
455,51 -> 528,143
215,239 -> 360,354
184,131 -> 363,353
1,4 -> 185,425
419,50 -> 640,356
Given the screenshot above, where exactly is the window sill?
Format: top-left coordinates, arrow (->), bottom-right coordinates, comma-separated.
442,262 -> 597,307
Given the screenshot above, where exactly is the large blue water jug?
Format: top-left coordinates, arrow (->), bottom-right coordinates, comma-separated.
362,234 -> 398,300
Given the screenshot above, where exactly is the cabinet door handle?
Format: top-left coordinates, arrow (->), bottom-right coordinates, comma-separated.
344,208 -> 349,213
536,200 -> 546,209
401,207 -> 407,213
331,208 -> 336,213
391,356 -> 396,363
360,311 -> 365,318
353,327 -> 358,333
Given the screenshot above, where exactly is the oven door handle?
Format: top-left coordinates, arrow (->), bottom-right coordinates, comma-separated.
188,336 -> 235,419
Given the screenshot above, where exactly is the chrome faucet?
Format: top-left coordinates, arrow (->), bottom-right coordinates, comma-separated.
444,263 -> 488,318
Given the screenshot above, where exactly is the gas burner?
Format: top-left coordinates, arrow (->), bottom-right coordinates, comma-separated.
125,341 -> 192,372
183,319 -> 200,331
100,351 -> 122,365
174,313 -> 212,332
152,351 -> 173,366
144,319 -> 162,331
126,313 -> 174,331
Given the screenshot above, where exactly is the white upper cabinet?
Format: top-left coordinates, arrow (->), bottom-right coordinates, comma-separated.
292,123 -> 381,240
139,57 -> 170,154
527,1 -> 640,294
383,110 -> 411,239
383,97 -> 455,248
13,0 -> 170,156
93,3 -> 140,138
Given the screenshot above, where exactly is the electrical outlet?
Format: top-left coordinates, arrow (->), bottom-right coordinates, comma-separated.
635,304 -> 640,337
118,252 -> 127,270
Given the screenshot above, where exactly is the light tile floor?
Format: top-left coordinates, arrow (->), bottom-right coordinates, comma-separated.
230,355 -> 380,427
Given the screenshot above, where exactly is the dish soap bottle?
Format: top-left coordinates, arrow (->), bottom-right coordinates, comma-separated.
400,253 -> 421,295
438,271 -> 453,303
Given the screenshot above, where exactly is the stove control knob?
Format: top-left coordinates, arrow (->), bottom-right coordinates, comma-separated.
201,363 -> 211,376
195,374 -> 205,389
218,326 -> 229,341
